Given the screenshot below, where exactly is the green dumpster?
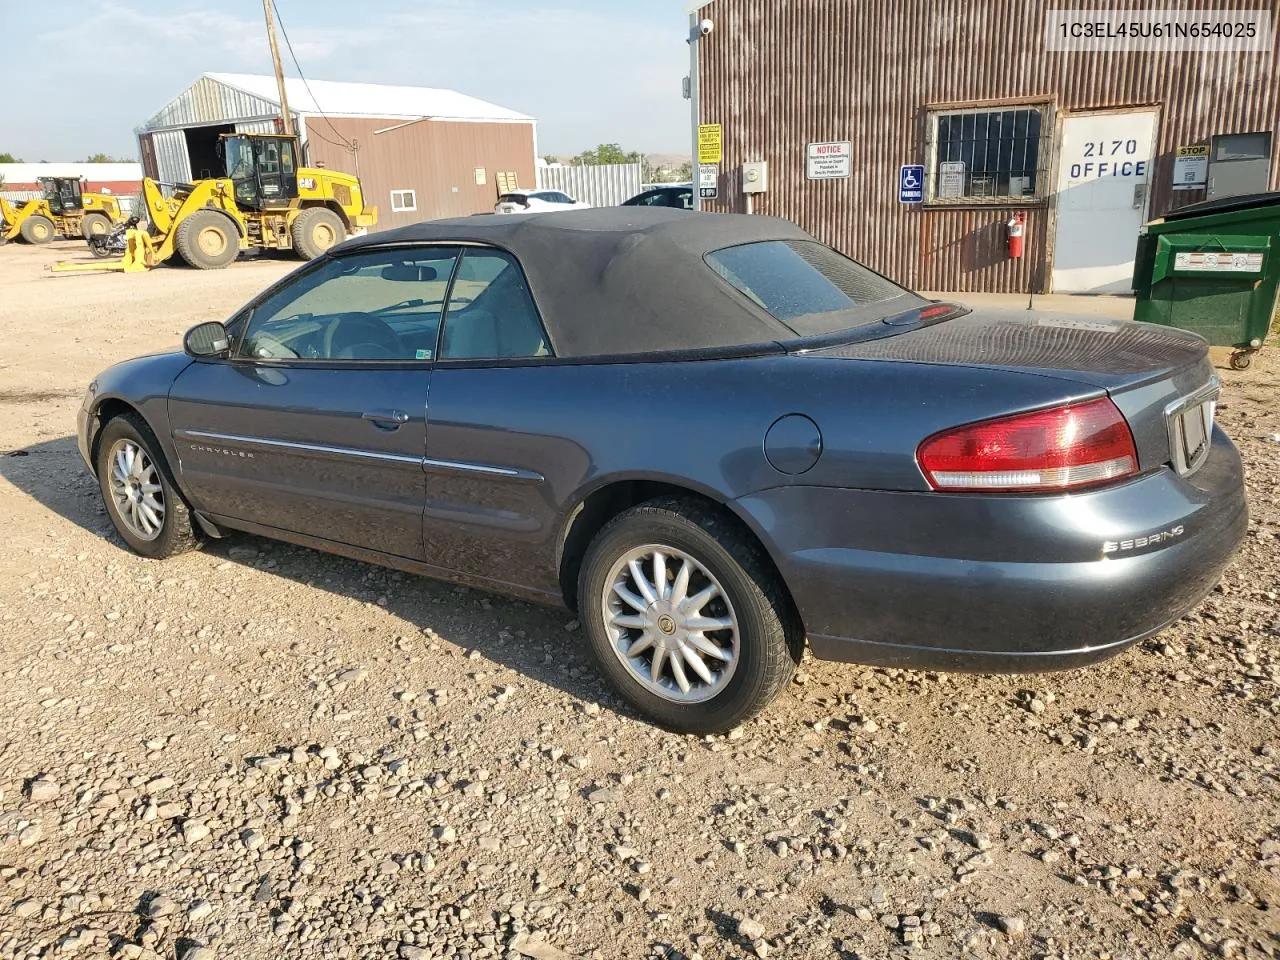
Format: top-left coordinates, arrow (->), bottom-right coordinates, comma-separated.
1133,191 -> 1280,369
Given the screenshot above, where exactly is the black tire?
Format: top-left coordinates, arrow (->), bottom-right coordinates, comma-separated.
89,240 -> 115,259
291,207 -> 346,260
95,413 -> 199,559
20,215 -> 55,244
174,209 -> 239,269
1229,351 -> 1252,371
81,212 -> 112,240
578,497 -> 802,734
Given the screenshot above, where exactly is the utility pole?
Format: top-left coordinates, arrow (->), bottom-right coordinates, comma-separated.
262,0 -> 294,137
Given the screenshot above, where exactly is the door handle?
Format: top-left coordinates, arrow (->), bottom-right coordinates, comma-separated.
362,410 -> 409,429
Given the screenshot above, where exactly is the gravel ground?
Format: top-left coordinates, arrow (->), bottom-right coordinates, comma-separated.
0,242 -> 1277,960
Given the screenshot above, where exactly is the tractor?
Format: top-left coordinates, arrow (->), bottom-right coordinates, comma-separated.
1,177 -> 124,244
136,133 -> 377,270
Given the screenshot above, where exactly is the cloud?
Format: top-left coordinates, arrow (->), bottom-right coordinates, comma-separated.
37,1 -> 262,67
12,0 -> 691,160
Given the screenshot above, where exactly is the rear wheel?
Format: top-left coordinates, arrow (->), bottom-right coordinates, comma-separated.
95,414 -> 199,559
174,210 -> 239,269
578,498 -> 802,734
20,215 -> 54,244
291,207 -> 346,260
81,212 -> 112,239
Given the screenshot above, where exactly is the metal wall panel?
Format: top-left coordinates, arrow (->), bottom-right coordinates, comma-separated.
235,119 -> 281,136
536,164 -> 643,206
306,118 -> 537,229
139,75 -> 281,132
151,130 -> 192,185
697,0 -> 1278,293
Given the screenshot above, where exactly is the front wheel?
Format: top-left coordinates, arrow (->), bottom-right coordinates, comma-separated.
1229,350 -> 1253,371
20,215 -> 55,244
174,209 -> 239,269
578,498 -> 802,734
96,414 -> 199,559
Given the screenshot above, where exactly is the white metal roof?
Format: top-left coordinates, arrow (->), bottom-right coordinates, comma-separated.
207,73 -> 534,123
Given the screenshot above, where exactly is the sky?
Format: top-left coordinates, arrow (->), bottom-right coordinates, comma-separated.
0,0 -> 693,162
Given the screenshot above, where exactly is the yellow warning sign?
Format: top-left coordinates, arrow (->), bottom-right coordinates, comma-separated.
698,124 -> 723,164
1176,144 -> 1209,157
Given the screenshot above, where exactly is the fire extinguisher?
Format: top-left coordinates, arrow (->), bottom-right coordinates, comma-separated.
1007,211 -> 1026,259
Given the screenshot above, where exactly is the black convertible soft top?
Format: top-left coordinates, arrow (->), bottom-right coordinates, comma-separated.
334,208 -> 815,357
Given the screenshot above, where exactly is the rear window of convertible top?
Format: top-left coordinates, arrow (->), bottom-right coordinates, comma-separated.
705,240 -> 923,337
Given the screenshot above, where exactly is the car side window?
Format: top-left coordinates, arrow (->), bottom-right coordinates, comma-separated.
237,247 -> 460,362
439,249 -> 550,360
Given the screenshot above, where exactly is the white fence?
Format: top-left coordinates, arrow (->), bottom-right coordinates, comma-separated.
536,163 -> 642,207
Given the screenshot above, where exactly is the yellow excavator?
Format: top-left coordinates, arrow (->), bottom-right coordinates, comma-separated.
54,132 -> 377,273
1,177 -> 124,243
138,132 -> 375,269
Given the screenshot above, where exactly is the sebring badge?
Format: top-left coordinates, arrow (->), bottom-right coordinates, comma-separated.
1103,525 -> 1184,554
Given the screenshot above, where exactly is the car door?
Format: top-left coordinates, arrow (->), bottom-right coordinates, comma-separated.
420,246 -> 566,595
168,245 -> 461,561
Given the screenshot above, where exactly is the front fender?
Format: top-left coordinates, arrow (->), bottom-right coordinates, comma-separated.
80,352 -> 193,475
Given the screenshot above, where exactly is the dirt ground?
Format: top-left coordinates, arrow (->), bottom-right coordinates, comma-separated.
0,240 -> 1277,960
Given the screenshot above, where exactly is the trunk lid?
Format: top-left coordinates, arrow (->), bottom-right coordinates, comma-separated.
803,308 -> 1219,477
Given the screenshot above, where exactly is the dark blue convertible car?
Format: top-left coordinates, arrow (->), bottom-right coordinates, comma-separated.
78,208 -> 1246,733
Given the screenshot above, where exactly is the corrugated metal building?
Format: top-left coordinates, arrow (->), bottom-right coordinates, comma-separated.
135,73 -> 536,228
690,0 -> 1278,293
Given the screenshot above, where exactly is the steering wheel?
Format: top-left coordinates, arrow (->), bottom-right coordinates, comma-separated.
323,312 -> 405,360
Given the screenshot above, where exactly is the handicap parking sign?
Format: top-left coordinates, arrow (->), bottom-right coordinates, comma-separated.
899,164 -> 925,204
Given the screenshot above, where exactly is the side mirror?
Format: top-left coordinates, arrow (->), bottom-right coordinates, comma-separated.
184,321 -> 230,358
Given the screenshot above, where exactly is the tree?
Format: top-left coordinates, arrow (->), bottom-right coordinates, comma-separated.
571,143 -> 644,167
82,153 -> 123,163
676,160 -> 693,181
0,152 -> 18,163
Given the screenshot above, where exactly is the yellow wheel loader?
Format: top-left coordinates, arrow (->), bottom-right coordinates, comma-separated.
1,177 -> 124,244
137,133 -> 377,270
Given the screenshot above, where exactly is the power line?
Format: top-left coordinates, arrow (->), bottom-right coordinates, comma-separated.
269,0 -> 357,153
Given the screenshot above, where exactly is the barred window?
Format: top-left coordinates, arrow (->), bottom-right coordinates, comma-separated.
927,105 -> 1048,202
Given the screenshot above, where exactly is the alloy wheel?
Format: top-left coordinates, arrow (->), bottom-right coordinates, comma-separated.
107,439 -> 165,541
601,544 -> 739,703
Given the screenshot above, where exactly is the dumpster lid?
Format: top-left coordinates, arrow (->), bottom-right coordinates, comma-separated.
1163,191 -> 1280,221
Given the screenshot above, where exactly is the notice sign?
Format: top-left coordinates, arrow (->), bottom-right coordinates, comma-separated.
1173,144 -> 1209,191
806,141 -> 851,179
938,161 -> 965,198
697,124 -> 723,164
698,163 -> 719,200
1174,251 -> 1263,273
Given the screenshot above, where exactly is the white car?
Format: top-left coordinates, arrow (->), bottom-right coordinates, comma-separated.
494,190 -> 592,214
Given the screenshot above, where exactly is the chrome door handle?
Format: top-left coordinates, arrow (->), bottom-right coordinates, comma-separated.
362,410 -> 409,429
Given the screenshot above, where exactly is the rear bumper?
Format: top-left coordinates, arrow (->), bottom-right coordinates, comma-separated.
736,427 -> 1247,673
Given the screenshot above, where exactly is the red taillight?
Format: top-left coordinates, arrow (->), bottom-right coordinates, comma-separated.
917,397 -> 1138,493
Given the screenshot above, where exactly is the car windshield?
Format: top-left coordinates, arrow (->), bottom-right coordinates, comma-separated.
705,240 -> 923,337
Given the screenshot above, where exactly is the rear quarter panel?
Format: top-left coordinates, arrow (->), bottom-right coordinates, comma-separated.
436,354 -> 1103,583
